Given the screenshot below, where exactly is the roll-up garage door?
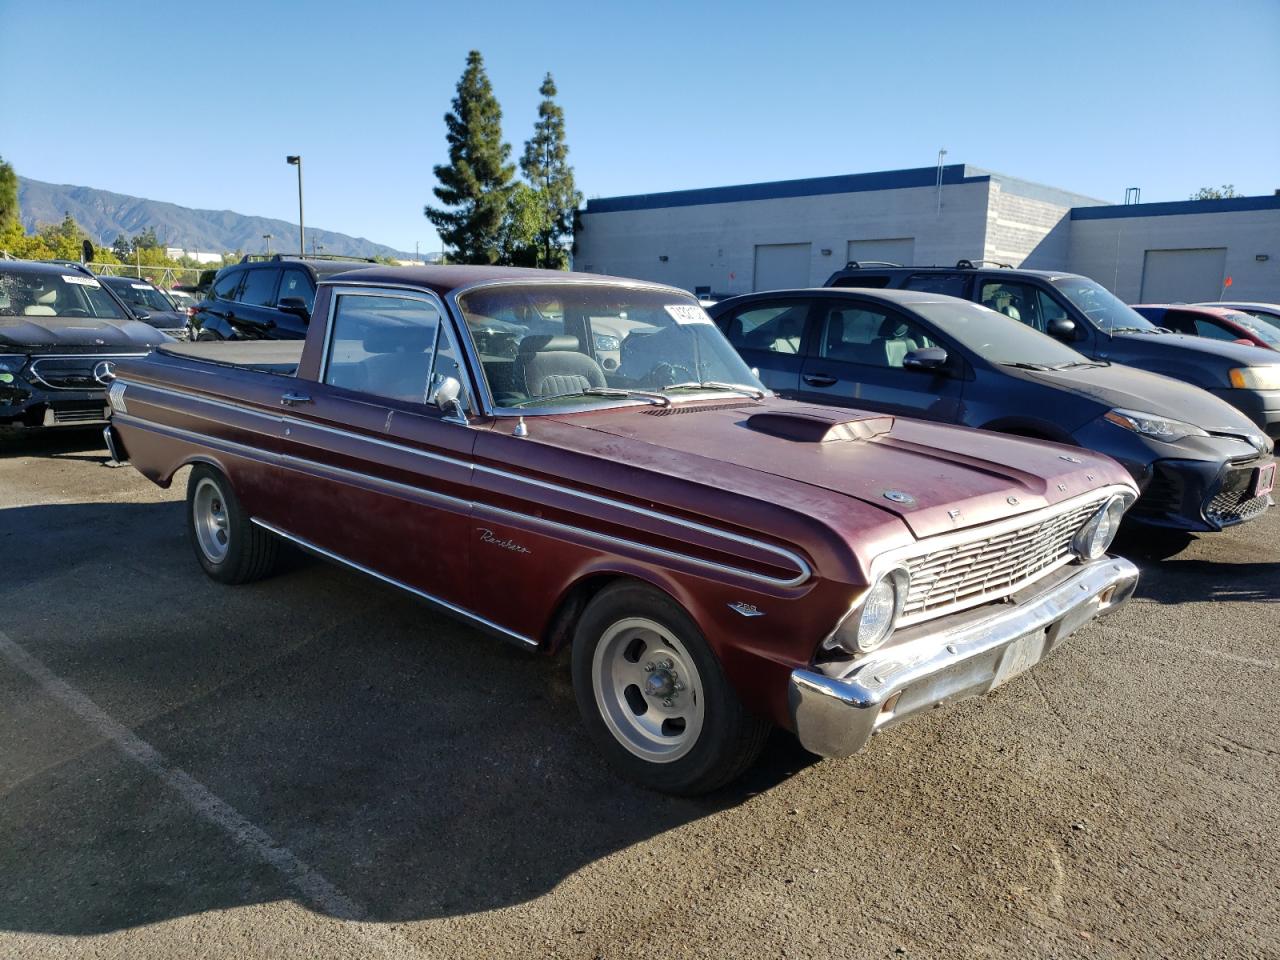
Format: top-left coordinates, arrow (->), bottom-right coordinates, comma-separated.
753,243 -> 812,292
1140,248 -> 1227,303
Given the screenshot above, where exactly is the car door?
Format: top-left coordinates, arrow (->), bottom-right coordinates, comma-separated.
198,267 -> 246,337
277,285 -> 476,611
713,297 -> 813,395
272,266 -> 316,336
795,298 -> 964,421
229,266 -> 296,339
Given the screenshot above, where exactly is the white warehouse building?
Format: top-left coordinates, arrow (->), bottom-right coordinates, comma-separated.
572,163 -> 1280,303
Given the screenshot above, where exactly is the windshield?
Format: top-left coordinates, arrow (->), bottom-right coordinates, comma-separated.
1051,277 -> 1157,333
0,267 -> 127,320
912,299 -> 1090,367
107,279 -> 175,312
455,282 -> 765,409
1224,312 -> 1280,346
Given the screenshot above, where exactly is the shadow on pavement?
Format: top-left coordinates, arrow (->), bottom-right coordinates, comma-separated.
0,426 -> 108,460
1132,557 -> 1280,605
0,499 -> 818,935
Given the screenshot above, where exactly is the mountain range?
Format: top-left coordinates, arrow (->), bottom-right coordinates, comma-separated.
17,177 -> 413,260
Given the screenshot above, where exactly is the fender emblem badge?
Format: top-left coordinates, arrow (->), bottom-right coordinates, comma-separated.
1058,454 -> 1082,463
1057,482 -> 1068,492
883,490 -> 915,505
947,509 -> 962,520
728,602 -> 764,618
1007,496 -> 1020,505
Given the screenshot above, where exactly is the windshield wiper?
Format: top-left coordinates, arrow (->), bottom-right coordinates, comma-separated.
662,380 -> 766,399
1110,326 -> 1165,335
1051,360 -> 1110,370
999,361 -> 1054,371
513,387 -> 670,408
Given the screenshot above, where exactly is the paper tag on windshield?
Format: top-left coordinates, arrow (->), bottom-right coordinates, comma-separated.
665,304 -> 712,325
131,283 -> 154,290
62,275 -> 100,287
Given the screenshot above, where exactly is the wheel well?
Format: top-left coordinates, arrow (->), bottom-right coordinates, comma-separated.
542,573 -> 624,654
982,418 -> 1076,445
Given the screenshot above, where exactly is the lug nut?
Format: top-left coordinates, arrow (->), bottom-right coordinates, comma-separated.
673,682 -> 684,692
644,662 -> 654,672
659,659 -> 673,670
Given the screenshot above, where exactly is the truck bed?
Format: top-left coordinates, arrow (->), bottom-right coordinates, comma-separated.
157,340 -> 304,376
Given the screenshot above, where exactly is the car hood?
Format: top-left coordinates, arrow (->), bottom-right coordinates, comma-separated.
547,399 -> 1135,540
135,309 -> 189,328
1107,330 -> 1277,384
0,316 -> 168,351
1016,363 -> 1262,436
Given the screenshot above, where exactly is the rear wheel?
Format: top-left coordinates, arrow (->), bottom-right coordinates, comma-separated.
186,464 -> 280,583
571,582 -> 770,795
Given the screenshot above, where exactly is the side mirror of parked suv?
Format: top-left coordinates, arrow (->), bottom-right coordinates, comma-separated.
277,297 -> 311,321
902,346 -> 949,371
1047,317 -> 1078,340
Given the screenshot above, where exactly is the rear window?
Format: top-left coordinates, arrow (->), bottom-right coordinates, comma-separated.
829,274 -> 891,289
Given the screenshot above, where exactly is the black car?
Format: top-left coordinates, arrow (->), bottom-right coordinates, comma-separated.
99,275 -> 189,338
708,288 -> 1275,535
189,254 -> 376,341
0,260 -> 168,433
824,261 -> 1280,440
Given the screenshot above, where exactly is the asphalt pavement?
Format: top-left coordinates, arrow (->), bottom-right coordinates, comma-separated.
0,428 -> 1276,959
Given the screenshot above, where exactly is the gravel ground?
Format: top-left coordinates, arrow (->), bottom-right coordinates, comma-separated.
0,428 -> 1276,959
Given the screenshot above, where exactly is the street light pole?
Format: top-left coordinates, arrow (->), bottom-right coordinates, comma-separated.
286,155 -> 304,256
263,233 -> 272,255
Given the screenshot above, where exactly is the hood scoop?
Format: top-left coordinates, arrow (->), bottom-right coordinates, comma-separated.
746,408 -> 893,443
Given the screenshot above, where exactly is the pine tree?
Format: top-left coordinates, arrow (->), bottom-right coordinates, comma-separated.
520,73 -> 583,269
0,156 -> 19,232
425,51 -> 515,265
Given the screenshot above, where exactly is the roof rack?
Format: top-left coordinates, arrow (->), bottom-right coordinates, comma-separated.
239,253 -> 378,264
841,260 -> 903,269
955,259 -> 1012,270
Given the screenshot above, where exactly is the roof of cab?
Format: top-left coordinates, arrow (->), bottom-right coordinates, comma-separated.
322,264 -> 687,298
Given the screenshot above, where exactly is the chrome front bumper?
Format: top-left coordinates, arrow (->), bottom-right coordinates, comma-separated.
788,556 -> 1139,758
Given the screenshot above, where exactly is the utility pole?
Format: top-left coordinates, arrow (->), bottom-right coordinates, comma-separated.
286,155 -> 304,256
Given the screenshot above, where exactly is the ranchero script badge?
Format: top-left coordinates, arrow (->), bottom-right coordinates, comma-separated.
477,528 -> 531,554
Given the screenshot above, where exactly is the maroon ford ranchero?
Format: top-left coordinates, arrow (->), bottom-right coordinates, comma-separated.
105,266 -> 1140,794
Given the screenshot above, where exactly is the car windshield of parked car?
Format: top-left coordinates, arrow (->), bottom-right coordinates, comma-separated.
0,267 -> 128,320
109,280 -> 175,312
1051,277 -> 1158,333
1224,312 -> 1280,346
456,283 -> 765,409
911,299 -> 1091,367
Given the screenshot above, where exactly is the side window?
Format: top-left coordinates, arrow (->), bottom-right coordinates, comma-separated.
323,294 -> 441,404
239,268 -> 280,307
1036,289 -> 1072,325
430,321 -> 470,409
980,281 -> 1045,332
829,275 -> 891,289
723,302 -> 808,354
277,268 -> 315,310
904,274 -> 967,296
211,270 -> 244,302
1158,310 -> 1194,335
819,303 -> 934,369
1194,318 -> 1239,341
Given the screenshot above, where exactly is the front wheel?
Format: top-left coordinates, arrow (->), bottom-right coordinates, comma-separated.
571,582 -> 770,795
186,464 -> 280,584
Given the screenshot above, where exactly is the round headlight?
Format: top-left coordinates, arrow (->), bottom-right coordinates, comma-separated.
825,568 -> 909,655
1073,496 -> 1127,560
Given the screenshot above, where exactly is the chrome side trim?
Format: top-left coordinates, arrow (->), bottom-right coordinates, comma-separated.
111,413 -> 810,589
249,517 -> 538,648
120,379 -> 281,423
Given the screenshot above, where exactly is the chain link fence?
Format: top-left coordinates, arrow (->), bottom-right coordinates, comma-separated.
88,262 -> 212,287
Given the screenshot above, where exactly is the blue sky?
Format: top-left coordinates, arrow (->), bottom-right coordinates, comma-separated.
1,0 -> 1277,255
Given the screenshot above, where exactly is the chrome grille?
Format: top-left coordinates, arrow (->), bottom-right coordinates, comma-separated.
900,500 -> 1100,623
28,354 -> 146,391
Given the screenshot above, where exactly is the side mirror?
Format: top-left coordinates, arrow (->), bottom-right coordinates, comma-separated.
277,297 -> 310,322
430,375 -> 467,421
132,309 -> 152,322
902,346 -> 949,371
1047,317 -> 1077,340
82,239 -> 95,264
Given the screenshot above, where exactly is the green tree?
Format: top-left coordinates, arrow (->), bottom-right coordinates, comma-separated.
1190,184 -> 1239,200
425,50 -> 516,265
0,156 -> 18,232
498,182 -> 550,267
520,73 -> 582,269
111,233 -> 132,260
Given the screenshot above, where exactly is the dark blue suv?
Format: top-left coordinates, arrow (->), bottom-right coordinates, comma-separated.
708,287 -> 1274,537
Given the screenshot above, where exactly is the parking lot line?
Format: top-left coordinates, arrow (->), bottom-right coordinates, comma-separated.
0,628 -> 365,924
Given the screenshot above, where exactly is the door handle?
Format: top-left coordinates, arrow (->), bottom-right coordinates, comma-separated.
280,391 -> 311,406
803,374 -> 837,387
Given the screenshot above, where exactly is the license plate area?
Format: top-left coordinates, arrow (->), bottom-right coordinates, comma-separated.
992,628 -> 1048,688
1254,462 -> 1276,498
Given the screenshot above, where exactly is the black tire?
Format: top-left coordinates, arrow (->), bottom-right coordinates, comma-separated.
185,464 -> 280,584
571,581 -> 771,795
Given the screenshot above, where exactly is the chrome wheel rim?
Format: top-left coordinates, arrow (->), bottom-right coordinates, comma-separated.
192,476 -> 230,564
591,616 -> 705,763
